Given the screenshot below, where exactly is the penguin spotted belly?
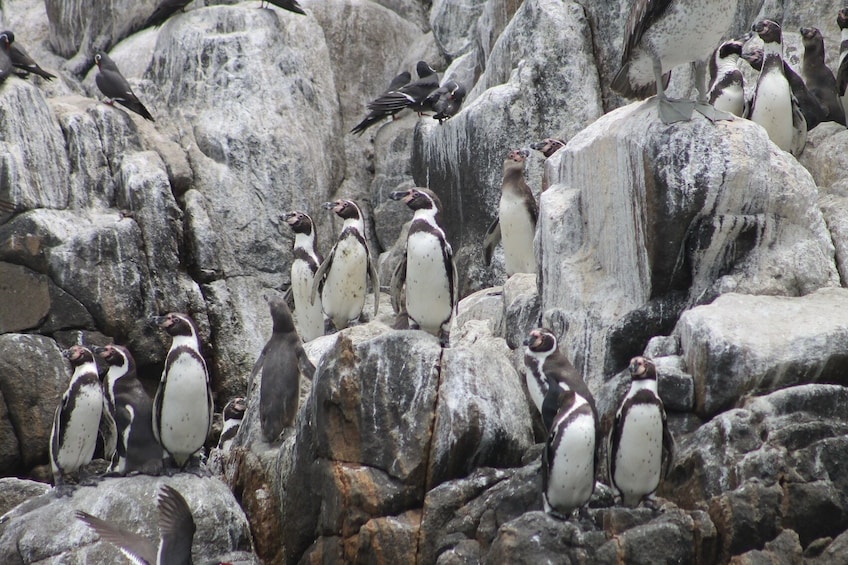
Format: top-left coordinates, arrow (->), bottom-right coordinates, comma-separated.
322,237 -> 368,326
546,413 -> 596,515
613,404 -> 663,505
158,355 -> 209,454
55,384 -> 103,471
499,191 -> 536,275
291,259 -> 323,341
751,71 -> 793,152
406,231 -> 452,333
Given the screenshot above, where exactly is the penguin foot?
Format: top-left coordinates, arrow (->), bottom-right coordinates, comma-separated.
642,495 -> 664,512
657,97 -> 695,123
694,103 -> 734,122
53,483 -> 78,498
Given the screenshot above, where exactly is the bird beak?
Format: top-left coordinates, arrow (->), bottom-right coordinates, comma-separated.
91,345 -> 108,356
389,191 -> 408,201
61,348 -> 74,360
283,212 -> 297,224
322,201 -> 337,211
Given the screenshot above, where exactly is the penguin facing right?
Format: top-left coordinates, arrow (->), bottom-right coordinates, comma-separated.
800,26 -> 846,126
608,356 -> 675,507
217,397 -> 246,453
837,9 -> 848,120
483,149 -> 538,276
152,313 -> 213,469
284,210 -> 324,342
311,199 -> 380,330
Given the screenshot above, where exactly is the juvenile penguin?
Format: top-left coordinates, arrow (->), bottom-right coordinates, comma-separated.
152,313 -> 213,469
311,199 -> 380,330
284,210 -> 324,342
837,9 -> 848,119
542,383 -> 598,518
608,356 -> 675,507
707,37 -> 747,117
800,26 -> 846,126
50,346 -> 105,488
388,187 -> 457,341
95,344 -> 164,475
76,484 -> 195,565
483,149 -> 538,276
217,397 -> 246,453
94,51 -> 155,122
252,296 -> 315,442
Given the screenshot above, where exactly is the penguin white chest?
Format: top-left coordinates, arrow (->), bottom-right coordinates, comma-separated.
545,412 -> 596,515
524,358 -> 548,414
322,237 -> 368,326
291,258 -> 324,341
158,354 -> 210,456
751,71 -> 793,152
613,403 -> 663,504
54,383 -> 103,471
499,191 -> 536,275
713,82 -> 745,116
405,230 -> 452,333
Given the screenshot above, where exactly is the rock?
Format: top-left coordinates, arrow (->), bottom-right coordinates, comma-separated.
0,263 -> 50,333
730,529 -> 804,565
430,0 -> 487,59
0,478 -> 50,518
453,286 -> 504,336
501,273 -> 539,350
653,356 -> 694,413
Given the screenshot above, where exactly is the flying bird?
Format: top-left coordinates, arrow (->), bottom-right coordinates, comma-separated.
94,51 -> 155,122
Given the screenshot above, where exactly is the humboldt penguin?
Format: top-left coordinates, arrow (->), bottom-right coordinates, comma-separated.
542,383 -> 598,519
217,397 -> 246,453
483,149 -> 538,276
608,356 -> 675,507
530,138 -> 566,192
749,20 -> 806,155
50,346 -> 105,489
142,0 -> 192,29
800,26 -> 846,126
311,199 -> 380,330
611,0 -> 738,123
351,70 -> 413,135
95,344 -> 164,475
424,80 -> 467,123
364,61 -> 440,118
284,210 -> 325,342
0,31 -> 14,85
76,484 -> 195,565
707,37 -> 747,117
8,38 -> 55,81
837,9 -> 848,120
94,51 -> 155,122
388,187 -> 457,342
252,296 -> 315,442
261,0 -> 306,15
152,313 -> 213,469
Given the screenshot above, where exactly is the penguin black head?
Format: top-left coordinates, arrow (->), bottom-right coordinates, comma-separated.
389,187 -> 442,214
268,295 -> 296,334
741,48 -> 764,71
525,328 -> 557,353
450,83 -> 466,103
839,9 -> 848,30
155,313 -> 198,338
752,20 -> 781,44
628,356 -> 656,381
530,138 -> 566,158
283,210 -> 314,236
323,199 -> 362,221
800,27 -> 824,52
94,344 -> 134,370
223,397 -> 246,420
415,60 -> 435,78
717,38 -> 745,60
63,345 -> 95,366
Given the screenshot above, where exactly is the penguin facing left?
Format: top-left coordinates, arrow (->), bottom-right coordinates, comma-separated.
483,149 -> 538,276
388,187 -> 457,342
608,356 -> 675,508
152,313 -> 213,469
49,346 -> 106,489
707,37 -> 748,118
217,397 -> 246,453
284,210 -> 324,342
252,296 -> 315,442
311,199 -> 380,330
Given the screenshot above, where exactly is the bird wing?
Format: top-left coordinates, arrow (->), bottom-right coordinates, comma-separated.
99,396 -> 118,464
76,511 -> 157,565
157,485 -> 196,565
310,247 -> 335,306
482,218 -> 501,266
390,249 -> 407,314
297,345 -> 316,381
620,0 -> 673,65
443,240 -> 458,315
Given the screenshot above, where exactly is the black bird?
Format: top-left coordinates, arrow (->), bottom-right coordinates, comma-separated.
261,0 -> 306,16
0,31 -> 14,85
425,80 -> 467,123
350,70 -> 413,135
94,51 -> 155,122
76,484 -> 196,565
142,0 -> 192,29
7,37 -> 56,81
800,26 -> 846,126
364,61 -> 440,118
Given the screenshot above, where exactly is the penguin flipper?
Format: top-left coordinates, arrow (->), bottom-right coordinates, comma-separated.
661,408 -> 675,480
838,55 -> 848,97
248,342 -> 269,398
482,218 -> 501,266
368,252 -> 381,317
283,285 -> 294,311
310,249 -> 334,306
607,408 -> 624,487
99,397 -> 118,462
76,510 -> 157,565
390,250 -> 407,314
444,242 -> 458,316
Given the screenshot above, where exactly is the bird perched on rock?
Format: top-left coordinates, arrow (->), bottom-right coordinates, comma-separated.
0,31 -> 14,85
707,36 -> 748,117
388,187 -> 457,343
76,484 -> 195,565
252,296 -> 315,442
483,149 -> 538,276
50,346 -> 108,490
94,51 -> 155,122
142,0 -> 192,29
283,210 -> 325,342
95,344 -> 164,475
611,0 -> 738,123
529,138 -> 566,192
217,397 -> 246,453
311,199 -> 380,330
5,33 -> 56,81
542,382 -> 599,519
351,70 -> 413,135
837,9 -> 848,120
800,26 -> 846,126
361,61 -> 440,123
425,80 -> 467,123
608,356 -> 674,508
261,0 -> 306,15
152,313 -> 213,469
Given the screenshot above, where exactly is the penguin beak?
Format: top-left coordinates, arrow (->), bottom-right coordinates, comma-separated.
61,348 -> 74,360
150,315 -> 168,329
389,191 -> 407,201
518,148 -> 530,158
91,345 -> 107,356
283,212 -> 297,225
522,337 -> 530,346
529,141 -> 544,151
322,201 -> 337,211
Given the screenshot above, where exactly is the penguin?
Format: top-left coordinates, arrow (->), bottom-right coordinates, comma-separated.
252,296 -> 316,442
94,51 -> 155,122
311,199 -> 380,330
483,149 -> 538,276
800,26 -> 846,126
611,0 -> 738,123
283,210 -> 325,342
351,70 -> 413,135
388,187 -> 457,342
261,0 -> 306,16
142,0 -> 192,29
217,397 -> 246,453
837,8 -> 848,120
152,313 -> 213,469
608,356 -> 675,508
364,61 -> 440,118
749,20 -> 808,156
424,80 -> 467,123
95,344 -> 164,475
529,138 -> 566,193
76,484 -> 195,565
7,37 -> 56,81
542,383 -> 598,519
49,346 -> 105,489
707,36 -> 747,117
0,31 -> 14,85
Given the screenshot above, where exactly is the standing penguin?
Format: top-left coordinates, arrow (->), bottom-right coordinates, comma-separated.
95,344 -> 164,475
388,187 -> 457,342
252,296 -> 315,442
483,149 -> 538,277
837,9 -> 848,120
800,26 -> 846,126
311,199 -> 380,330
217,397 -> 246,453
707,37 -> 748,118
608,356 -> 675,507
542,383 -> 599,518
50,346 -> 106,489
284,210 -> 324,342
152,313 -> 213,469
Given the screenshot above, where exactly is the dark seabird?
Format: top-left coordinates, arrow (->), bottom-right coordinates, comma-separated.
364,61 -> 440,118
0,31 -> 14,85
76,484 -> 195,565
7,37 -> 56,81
837,8 -> 848,119
424,80 -> 467,123
142,0 -> 192,29
611,0 -> 739,123
800,26 -> 846,126
351,70 -> 412,135
94,51 -> 155,122
707,36 -> 747,117
261,0 -> 306,16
